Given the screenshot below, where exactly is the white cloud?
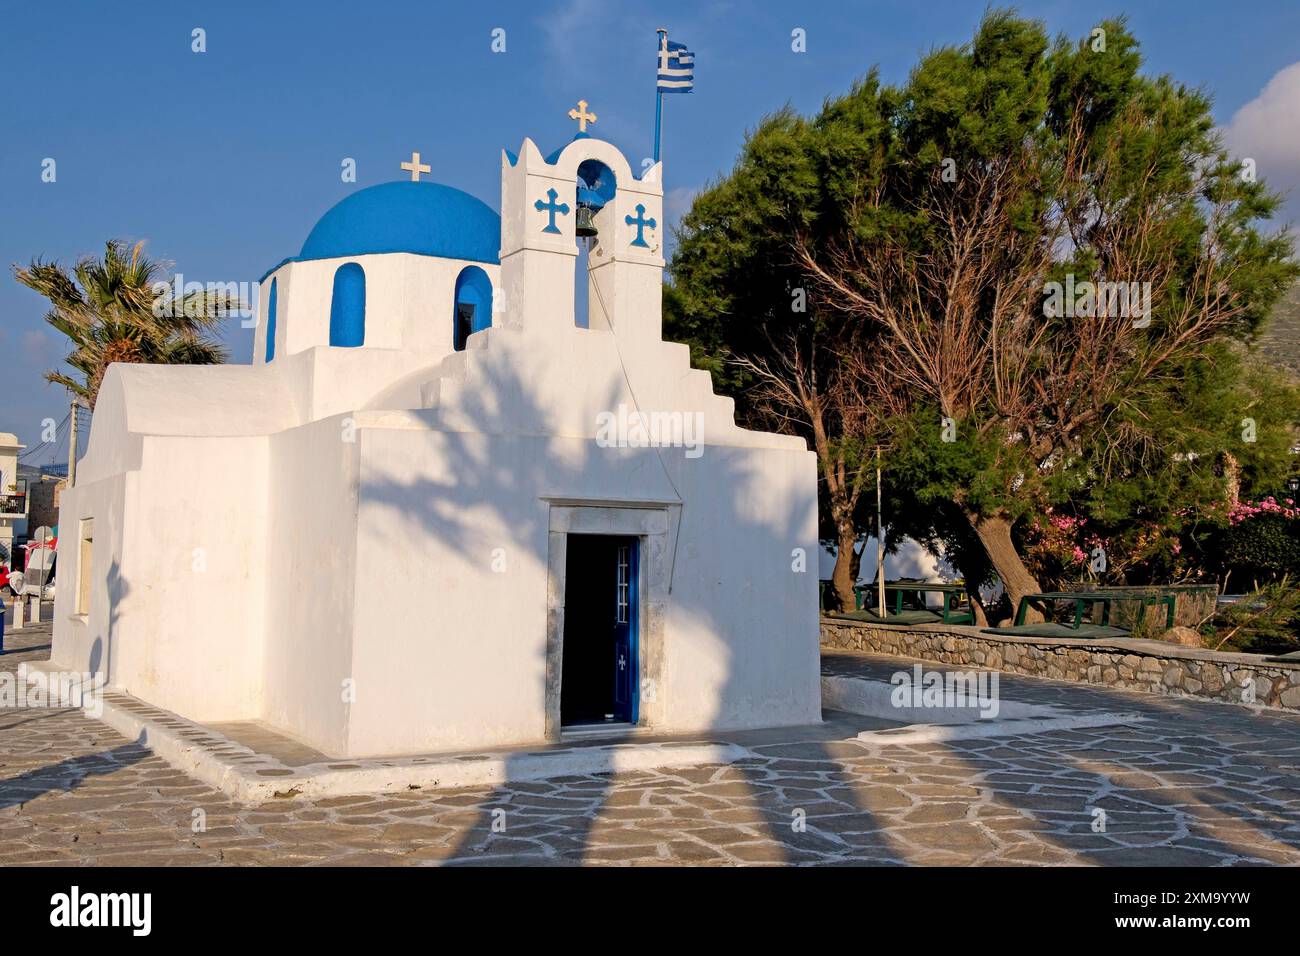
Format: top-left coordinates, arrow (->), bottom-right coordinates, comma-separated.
1223,61 -> 1300,228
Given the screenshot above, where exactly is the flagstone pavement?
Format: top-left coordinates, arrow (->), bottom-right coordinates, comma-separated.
2,623 -> 1298,866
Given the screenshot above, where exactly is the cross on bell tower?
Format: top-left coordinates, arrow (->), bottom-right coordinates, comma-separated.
400,151 -> 431,182
567,99 -> 597,133
625,204 -> 657,248
534,188 -> 570,234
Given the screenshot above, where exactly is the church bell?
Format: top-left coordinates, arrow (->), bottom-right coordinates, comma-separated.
575,205 -> 598,238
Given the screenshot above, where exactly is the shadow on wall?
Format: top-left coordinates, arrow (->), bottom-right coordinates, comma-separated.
81,558 -> 129,687
358,342 -> 878,863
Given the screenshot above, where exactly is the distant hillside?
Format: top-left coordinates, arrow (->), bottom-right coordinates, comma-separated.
1257,280 -> 1300,376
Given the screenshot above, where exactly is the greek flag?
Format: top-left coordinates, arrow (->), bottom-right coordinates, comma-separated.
657,38 -> 694,93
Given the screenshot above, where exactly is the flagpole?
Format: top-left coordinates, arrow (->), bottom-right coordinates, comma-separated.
653,28 -> 667,164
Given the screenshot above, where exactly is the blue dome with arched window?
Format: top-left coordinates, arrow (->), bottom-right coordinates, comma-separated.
298,182 -> 501,265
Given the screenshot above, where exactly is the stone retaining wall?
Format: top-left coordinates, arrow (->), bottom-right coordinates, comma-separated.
821,618 -> 1300,713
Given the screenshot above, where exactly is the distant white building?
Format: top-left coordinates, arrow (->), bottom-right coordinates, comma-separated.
819,538 -> 951,587
48,124 -> 821,758
0,433 -> 28,565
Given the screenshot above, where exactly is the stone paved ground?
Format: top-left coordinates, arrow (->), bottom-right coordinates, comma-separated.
2,624 -> 1298,866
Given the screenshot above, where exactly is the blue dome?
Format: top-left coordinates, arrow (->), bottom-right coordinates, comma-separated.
298,181 -> 500,265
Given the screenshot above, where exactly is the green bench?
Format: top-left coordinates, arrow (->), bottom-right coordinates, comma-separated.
854,581 -> 976,626
1012,590 -> 1175,630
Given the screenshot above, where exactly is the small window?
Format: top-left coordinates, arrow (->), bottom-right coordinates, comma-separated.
454,303 -> 475,352
76,518 -> 94,615
329,263 -> 366,347
264,278 -> 278,362
452,266 -> 492,352
616,545 -> 630,624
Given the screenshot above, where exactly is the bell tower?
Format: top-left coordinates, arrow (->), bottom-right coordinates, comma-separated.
498,101 -> 664,344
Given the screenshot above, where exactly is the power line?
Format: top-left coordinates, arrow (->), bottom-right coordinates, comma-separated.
16,404 -> 90,473
17,411 -> 70,463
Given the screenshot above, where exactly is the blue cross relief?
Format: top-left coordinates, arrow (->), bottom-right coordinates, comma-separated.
625,204 -> 657,248
534,188 -> 570,234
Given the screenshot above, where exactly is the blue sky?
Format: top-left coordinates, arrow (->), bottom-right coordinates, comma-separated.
2,0 -> 1298,463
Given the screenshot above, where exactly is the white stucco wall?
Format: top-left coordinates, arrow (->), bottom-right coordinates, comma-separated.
112,435 -> 269,719
261,414 -> 362,755
347,428 -> 555,755
50,471 -> 127,677
53,434 -> 269,721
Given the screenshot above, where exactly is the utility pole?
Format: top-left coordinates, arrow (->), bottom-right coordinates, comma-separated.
67,396 -> 80,487
876,445 -> 885,619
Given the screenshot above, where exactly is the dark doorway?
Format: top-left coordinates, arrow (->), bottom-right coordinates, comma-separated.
453,302 -> 474,352
561,534 -> 638,727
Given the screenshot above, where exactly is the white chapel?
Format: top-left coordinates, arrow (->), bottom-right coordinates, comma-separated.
48,116 -> 821,758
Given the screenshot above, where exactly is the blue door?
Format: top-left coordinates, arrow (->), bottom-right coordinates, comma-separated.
612,540 -> 638,722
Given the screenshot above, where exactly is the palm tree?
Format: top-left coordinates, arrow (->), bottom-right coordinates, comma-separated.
14,239 -> 233,408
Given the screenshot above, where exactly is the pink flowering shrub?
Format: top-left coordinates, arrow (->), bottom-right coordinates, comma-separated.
1225,496 -> 1299,524
1022,509 -> 1112,585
